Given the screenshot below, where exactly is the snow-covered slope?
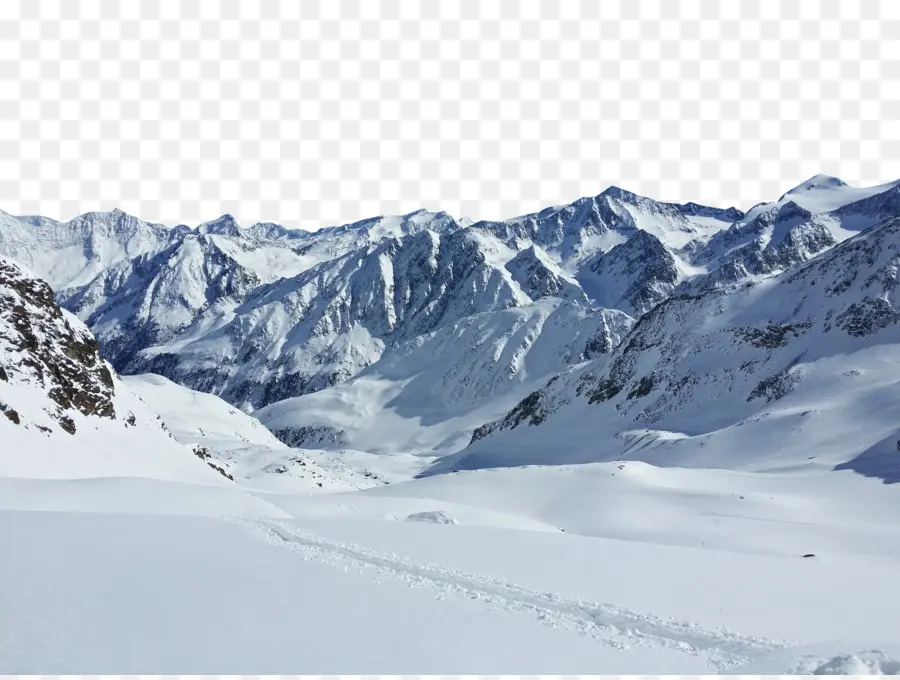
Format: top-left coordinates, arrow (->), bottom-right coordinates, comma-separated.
443,213 -> 900,479
578,229 -> 681,315
679,175 -> 900,295
748,174 -> 900,226
504,245 -> 587,302
473,186 -> 741,266
123,373 -> 381,491
257,298 -> 632,456
0,255 -> 233,484
6,456 -> 900,673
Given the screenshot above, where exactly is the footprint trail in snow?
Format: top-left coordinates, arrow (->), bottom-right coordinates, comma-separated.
236,518 -> 794,672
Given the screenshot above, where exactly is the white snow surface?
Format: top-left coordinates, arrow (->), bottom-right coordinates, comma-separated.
122,373 -> 388,491
4,457 -> 900,673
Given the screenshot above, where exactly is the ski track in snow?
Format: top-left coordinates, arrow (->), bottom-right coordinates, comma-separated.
234,517 -> 794,672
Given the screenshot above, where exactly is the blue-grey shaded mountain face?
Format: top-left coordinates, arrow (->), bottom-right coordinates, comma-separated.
445,212 -> 900,476
1,176 -> 898,415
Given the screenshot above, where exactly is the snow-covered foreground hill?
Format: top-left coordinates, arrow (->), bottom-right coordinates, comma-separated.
122,373 -> 394,491
4,461 -> 900,674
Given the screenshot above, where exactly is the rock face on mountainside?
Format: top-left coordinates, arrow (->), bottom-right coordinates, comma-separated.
579,230 -> 679,315
0,256 -> 253,485
681,201 -> 837,294
505,245 -> 587,302
0,176 -> 898,423
0,256 -> 115,434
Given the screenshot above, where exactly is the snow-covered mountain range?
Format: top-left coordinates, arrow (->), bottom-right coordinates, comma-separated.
441,206 -> 900,481
2,174 -> 900,470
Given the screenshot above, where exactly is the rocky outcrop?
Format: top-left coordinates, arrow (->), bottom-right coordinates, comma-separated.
579,230 -> 679,315
0,256 -> 116,433
505,245 -> 587,302
269,424 -> 346,448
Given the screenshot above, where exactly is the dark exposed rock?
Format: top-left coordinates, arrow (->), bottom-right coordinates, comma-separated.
470,390 -> 549,444
56,414 -> 76,434
734,321 -> 813,349
0,401 -> 19,424
627,374 -> 657,400
836,297 -> 900,338
585,376 -> 624,404
582,330 -> 613,358
191,444 -> 234,481
0,257 -> 116,424
270,424 -> 346,448
748,366 -> 801,403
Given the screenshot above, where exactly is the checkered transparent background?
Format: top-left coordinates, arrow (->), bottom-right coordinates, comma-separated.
0,0 -> 897,230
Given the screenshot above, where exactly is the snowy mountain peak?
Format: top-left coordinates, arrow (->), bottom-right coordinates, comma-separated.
784,174 -> 849,195
198,213 -> 241,235
597,185 -> 634,201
